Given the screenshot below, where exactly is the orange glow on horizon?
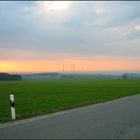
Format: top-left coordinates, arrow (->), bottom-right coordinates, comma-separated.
0,56 -> 140,73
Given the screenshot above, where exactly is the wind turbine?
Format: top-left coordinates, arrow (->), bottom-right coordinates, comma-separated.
62,65 -> 65,73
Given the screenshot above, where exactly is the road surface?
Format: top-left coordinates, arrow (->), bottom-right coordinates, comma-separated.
0,94 -> 140,139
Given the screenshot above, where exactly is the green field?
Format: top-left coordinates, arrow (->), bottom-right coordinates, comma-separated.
0,77 -> 140,123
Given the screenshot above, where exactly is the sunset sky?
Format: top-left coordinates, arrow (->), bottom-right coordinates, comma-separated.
0,1 -> 140,73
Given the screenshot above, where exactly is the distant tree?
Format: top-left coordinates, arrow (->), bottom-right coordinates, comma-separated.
122,73 -> 128,80
0,73 -> 22,81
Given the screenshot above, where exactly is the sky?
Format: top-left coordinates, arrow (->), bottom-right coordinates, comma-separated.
0,1 -> 140,73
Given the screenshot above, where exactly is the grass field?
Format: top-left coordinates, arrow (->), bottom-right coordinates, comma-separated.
0,77 -> 140,123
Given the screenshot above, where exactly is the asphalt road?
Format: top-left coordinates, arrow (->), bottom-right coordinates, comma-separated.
0,94 -> 140,139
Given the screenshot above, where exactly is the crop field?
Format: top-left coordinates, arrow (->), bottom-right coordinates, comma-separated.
0,77 -> 140,123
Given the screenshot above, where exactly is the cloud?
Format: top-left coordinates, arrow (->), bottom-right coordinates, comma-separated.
0,1 -> 140,63
134,24 -> 140,31
102,2 -> 140,27
95,7 -> 110,15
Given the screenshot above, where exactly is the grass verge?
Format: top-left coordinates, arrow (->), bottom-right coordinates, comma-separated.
0,78 -> 140,123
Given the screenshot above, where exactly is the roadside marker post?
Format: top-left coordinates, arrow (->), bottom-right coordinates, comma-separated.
10,94 -> 16,120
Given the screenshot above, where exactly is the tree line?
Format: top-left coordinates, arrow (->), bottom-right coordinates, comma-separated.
122,73 -> 140,80
0,73 -> 22,81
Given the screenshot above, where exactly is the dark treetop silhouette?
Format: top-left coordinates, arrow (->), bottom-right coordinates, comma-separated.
0,73 -> 22,81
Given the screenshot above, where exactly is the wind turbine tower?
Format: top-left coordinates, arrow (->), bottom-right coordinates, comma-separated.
82,66 -> 84,73
62,65 -> 65,73
73,65 -> 75,72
